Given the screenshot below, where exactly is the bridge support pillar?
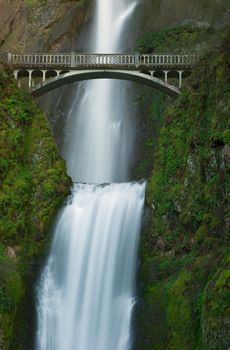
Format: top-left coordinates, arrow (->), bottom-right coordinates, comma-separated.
178,70 -> 184,88
163,70 -> 169,83
13,70 -> 19,80
28,70 -> 33,88
42,70 -> 46,82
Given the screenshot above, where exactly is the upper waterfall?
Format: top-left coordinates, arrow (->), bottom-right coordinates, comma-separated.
62,0 -> 138,183
93,0 -> 138,53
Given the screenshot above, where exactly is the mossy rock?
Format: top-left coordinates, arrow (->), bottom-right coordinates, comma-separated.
0,69 -> 71,348
167,271 -> 196,349
135,27 -> 230,349
202,255 -> 230,349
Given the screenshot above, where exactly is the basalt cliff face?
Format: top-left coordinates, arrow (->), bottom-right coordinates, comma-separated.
0,69 -> 71,349
133,30 -> 230,350
0,0 -> 91,53
132,4 -> 230,348
141,0 -> 230,32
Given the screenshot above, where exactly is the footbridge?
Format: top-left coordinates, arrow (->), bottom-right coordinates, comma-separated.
0,52 -> 199,98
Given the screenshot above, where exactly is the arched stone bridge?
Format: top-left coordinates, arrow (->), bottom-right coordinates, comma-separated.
0,52 -> 199,98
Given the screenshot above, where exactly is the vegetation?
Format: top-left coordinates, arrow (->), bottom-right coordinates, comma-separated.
136,25 -> 212,53
0,69 -> 71,348
134,28 -> 230,349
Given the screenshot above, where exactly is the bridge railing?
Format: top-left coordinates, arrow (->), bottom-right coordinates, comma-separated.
139,54 -> 199,65
71,53 -> 199,67
10,53 -> 71,66
71,53 -> 137,66
2,52 -> 200,68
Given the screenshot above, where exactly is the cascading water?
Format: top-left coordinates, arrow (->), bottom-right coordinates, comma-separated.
63,0 -> 138,183
35,0 -> 145,350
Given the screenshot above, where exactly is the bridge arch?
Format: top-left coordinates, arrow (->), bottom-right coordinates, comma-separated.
46,70 -> 58,79
140,70 -> 151,76
31,70 -> 180,98
18,69 -> 29,79
16,69 -> 29,88
60,70 -> 70,75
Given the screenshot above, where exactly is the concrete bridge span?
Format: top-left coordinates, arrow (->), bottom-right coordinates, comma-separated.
30,70 -> 181,98
0,52 -> 199,97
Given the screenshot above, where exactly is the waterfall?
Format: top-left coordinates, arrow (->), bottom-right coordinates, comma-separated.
35,0 -> 145,350
63,0 -> 138,184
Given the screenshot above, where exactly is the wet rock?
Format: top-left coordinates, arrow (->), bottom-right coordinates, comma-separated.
6,246 -> 17,259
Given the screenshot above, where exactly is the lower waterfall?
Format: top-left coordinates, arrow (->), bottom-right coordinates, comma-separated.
36,183 -> 145,350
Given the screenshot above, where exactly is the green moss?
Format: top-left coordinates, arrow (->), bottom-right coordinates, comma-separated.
0,246 -> 24,346
167,271 -> 195,349
135,28 -> 230,349
0,70 -> 71,348
203,255 -> 230,349
136,25 -> 212,53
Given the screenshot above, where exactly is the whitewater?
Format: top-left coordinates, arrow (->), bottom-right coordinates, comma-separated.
35,1 -> 145,349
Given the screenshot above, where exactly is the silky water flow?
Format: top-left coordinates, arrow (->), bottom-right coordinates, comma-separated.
35,0 -> 145,349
